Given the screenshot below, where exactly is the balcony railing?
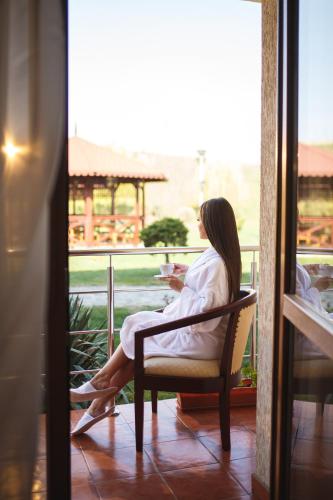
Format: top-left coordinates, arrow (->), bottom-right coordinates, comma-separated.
68,245 -> 260,381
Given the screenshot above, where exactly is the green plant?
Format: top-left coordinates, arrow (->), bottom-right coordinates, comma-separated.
140,217 -> 188,262
69,296 -> 108,406
68,296 -> 159,407
241,366 -> 257,387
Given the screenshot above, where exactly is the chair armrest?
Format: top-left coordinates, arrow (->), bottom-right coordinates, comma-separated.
134,289 -> 257,376
134,289 -> 256,375
135,304 -> 235,376
135,287 -> 257,342
136,304 -> 232,341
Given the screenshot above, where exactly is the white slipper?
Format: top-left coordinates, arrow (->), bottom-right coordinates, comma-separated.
71,406 -> 116,436
70,381 -> 118,403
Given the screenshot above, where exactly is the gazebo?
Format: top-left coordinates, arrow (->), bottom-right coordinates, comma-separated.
298,143 -> 333,246
68,137 -> 167,247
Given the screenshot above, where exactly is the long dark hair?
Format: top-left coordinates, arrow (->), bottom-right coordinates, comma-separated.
200,198 -> 241,302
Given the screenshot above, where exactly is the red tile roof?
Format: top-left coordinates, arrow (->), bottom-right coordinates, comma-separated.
298,143 -> 333,177
69,137 -> 167,181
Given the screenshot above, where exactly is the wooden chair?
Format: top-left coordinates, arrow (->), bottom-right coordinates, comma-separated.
134,288 -> 257,452
293,358 -> 333,416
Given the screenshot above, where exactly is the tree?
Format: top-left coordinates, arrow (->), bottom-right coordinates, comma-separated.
140,217 -> 188,262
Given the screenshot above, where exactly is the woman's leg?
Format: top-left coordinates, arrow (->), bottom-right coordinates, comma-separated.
88,360 -> 134,416
90,343 -> 131,390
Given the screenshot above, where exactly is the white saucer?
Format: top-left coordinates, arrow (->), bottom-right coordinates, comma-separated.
153,274 -> 174,279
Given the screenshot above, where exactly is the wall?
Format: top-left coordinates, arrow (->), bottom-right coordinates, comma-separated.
256,0 -> 279,491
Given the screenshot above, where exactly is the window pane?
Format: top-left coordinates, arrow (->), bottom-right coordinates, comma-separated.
297,0 -> 333,321
292,2 -> 333,497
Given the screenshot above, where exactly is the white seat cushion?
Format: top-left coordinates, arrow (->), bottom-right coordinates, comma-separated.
144,357 -> 220,378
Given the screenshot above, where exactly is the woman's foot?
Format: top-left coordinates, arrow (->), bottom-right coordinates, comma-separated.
71,405 -> 115,436
70,378 -> 118,403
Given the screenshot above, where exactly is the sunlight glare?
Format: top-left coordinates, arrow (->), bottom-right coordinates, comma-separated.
2,141 -> 21,159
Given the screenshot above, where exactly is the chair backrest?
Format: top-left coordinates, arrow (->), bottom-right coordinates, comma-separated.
231,300 -> 256,374
220,289 -> 257,378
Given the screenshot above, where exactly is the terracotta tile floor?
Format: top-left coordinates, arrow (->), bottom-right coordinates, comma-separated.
35,400 -> 256,499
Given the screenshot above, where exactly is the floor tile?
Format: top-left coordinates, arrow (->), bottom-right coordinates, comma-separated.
176,408 -> 245,437
162,463 -> 248,499
37,437 -> 82,457
37,414 -> 82,456
243,422 -> 256,434
163,398 -> 179,414
292,437 -> 333,469
33,453 -> 91,492
128,416 -> 194,444
119,400 -> 175,423
199,429 -> 256,462
144,437 -> 217,472
297,417 -> 333,442
73,421 -> 136,451
95,473 -> 175,499
71,482 -> 100,500
225,456 -> 256,494
230,407 -> 257,428
290,463 -> 333,499
71,453 -> 93,485
83,446 -> 156,482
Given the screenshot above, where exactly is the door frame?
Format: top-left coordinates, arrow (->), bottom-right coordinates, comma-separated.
46,1 -> 70,498
271,1 -> 333,498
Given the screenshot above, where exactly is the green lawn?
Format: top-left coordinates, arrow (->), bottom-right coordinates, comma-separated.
69,250 -> 257,288
297,255 -> 333,266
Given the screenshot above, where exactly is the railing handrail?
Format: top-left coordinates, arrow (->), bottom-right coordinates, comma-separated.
69,244 -> 259,257
68,244 -> 333,258
296,247 -> 333,255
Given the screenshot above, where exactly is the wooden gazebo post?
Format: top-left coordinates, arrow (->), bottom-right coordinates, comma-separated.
84,179 -> 94,246
141,182 -> 145,229
134,181 -> 140,245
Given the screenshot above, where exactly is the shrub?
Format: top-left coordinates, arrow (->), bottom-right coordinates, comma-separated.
140,217 -> 188,262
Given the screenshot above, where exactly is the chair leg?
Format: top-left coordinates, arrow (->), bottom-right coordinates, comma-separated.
316,393 -> 326,417
219,390 -> 231,451
151,390 -> 158,413
135,382 -> 145,452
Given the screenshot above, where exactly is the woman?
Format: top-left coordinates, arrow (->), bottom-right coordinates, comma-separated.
71,197 -> 241,435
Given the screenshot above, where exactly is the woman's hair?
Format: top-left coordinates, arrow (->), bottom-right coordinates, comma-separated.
200,197 -> 241,302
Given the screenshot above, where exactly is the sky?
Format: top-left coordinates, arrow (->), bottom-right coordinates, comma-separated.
69,0 -> 262,165
298,0 -> 333,144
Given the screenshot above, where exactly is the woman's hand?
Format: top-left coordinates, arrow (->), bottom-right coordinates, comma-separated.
160,275 -> 185,292
172,263 -> 189,276
304,264 -> 320,275
313,277 -> 333,291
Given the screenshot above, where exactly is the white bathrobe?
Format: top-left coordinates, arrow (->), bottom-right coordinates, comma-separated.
120,247 -> 230,360
295,263 -> 333,359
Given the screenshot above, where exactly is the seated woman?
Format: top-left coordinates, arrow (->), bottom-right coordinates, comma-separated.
71,197 -> 241,435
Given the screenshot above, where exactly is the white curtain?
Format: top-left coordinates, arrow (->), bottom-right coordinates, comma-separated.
0,0 -> 66,497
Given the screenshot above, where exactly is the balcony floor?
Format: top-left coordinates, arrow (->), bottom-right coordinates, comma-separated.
35,400 -> 256,499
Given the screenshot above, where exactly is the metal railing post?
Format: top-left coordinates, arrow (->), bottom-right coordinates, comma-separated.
107,256 -> 118,415
107,258 -> 115,357
250,252 -> 258,370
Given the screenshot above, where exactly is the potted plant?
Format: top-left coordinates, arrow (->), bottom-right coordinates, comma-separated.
177,366 -> 257,410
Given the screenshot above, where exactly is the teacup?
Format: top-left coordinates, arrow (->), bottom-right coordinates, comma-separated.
318,264 -> 333,277
160,263 -> 174,276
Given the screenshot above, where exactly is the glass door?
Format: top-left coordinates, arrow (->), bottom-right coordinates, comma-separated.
272,1 -> 333,498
